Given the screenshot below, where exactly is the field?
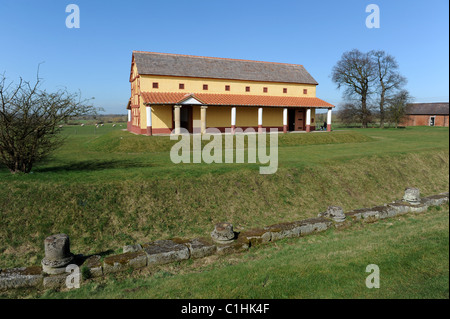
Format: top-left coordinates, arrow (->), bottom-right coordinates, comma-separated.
0,125 -> 448,298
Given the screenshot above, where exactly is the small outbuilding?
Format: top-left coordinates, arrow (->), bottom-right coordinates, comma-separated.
401,102 -> 449,127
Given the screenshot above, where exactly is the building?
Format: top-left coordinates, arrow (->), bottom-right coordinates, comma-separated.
400,102 -> 449,127
127,51 -> 334,135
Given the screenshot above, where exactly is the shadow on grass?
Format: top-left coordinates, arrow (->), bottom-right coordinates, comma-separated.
34,159 -> 151,173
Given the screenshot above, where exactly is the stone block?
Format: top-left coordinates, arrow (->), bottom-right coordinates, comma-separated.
318,206 -> 346,223
403,187 -> 421,205
388,201 -> 428,214
264,221 -> 302,241
0,266 -> 43,291
123,244 -> 143,254
239,228 -> 272,246
180,238 -> 217,259
421,194 -> 449,207
43,274 -> 68,290
386,202 -> 413,215
103,251 -> 147,274
345,210 -> 363,221
346,205 -> 398,222
143,240 -> 190,265
83,255 -> 103,278
211,223 -> 236,244
409,203 -> 429,213
297,217 -> 332,236
216,237 -> 249,255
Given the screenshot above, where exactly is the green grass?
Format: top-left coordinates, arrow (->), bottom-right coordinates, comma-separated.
4,206 -> 448,299
0,125 -> 448,271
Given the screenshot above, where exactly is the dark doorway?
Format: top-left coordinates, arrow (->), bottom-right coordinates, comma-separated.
180,106 -> 193,133
430,116 -> 435,127
295,109 -> 305,131
288,109 -> 295,132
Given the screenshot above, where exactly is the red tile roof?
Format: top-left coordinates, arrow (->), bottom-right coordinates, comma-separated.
141,92 -> 334,108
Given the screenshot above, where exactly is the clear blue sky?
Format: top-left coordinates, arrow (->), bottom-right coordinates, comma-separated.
0,0 -> 448,114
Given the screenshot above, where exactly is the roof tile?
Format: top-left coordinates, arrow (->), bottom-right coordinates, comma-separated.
141,92 -> 334,108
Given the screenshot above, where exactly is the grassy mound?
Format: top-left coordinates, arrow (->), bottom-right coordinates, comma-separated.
85,130 -> 373,153
84,130 -> 175,153
0,126 -> 447,269
0,150 -> 447,269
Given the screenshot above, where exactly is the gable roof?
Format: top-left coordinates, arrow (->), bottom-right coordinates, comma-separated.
132,51 -> 319,85
406,102 -> 449,115
141,92 -> 334,108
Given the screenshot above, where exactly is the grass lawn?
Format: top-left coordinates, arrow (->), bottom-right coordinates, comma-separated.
0,125 -> 448,273
3,205 -> 448,299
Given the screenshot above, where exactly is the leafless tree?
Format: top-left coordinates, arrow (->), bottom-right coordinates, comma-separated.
370,50 -> 407,128
386,90 -> 413,128
337,102 -> 375,127
0,73 -> 97,173
331,49 -> 378,128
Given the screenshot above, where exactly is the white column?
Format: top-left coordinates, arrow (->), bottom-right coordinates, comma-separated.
146,106 -> 152,127
146,106 -> 152,135
258,107 -> 263,133
306,108 -> 311,132
127,109 -> 131,122
283,108 -> 288,133
200,106 -> 207,135
174,105 -> 181,135
231,107 -> 236,134
327,108 -> 332,132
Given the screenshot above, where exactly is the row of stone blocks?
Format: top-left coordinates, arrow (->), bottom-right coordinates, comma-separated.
1,188 -> 448,291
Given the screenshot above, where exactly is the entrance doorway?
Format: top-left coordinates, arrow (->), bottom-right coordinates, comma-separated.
288,108 -> 306,131
288,109 -> 296,131
430,116 -> 435,127
179,106 -> 193,133
295,109 -> 305,131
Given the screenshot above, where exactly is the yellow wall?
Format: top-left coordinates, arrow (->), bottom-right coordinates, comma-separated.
139,75 -> 316,98
132,71 -> 319,130
148,105 -> 284,129
206,106 -> 232,127
235,107 -> 258,127
152,105 -> 172,129
263,108 -> 283,126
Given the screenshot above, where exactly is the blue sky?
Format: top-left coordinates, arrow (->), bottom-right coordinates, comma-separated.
0,0 -> 448,114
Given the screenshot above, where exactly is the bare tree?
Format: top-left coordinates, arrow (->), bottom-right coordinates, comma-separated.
0,73 -> 97,173
331,49 -> 377,128
337,102 -> 376,127
370,50 -> 407,128
386,90 -> 413,128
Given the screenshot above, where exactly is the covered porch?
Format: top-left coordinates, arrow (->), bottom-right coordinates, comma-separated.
139,92 -> 334,135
